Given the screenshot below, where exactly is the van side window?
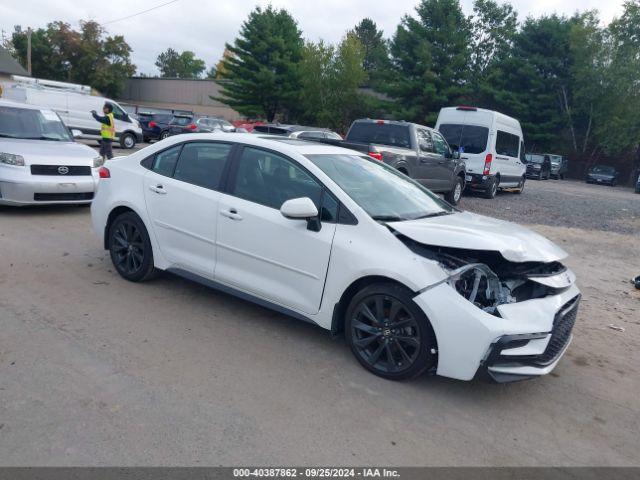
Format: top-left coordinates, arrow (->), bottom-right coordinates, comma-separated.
496,131 -> 520,158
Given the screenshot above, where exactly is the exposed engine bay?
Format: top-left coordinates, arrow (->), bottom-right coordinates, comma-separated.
396,233 -> 570,316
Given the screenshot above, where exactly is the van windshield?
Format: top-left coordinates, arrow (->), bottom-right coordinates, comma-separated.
438,124 -> 488,154
0,106 -> 72,142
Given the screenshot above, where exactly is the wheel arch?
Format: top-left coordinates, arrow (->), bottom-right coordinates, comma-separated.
330,275 -> 418,336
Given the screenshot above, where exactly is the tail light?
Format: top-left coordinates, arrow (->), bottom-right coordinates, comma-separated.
149,121 -> 157,129
368,151 -> 383,161
483,154 -> 493,175
98,166 -> 110,178
187,123 -> 197,130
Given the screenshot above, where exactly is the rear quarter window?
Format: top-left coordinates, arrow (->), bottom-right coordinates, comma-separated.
495,131 -> 520,158
346,122 -> 411,149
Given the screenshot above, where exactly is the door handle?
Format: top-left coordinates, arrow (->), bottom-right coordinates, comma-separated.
149,184 -> 167,195
220,208 -> 243,221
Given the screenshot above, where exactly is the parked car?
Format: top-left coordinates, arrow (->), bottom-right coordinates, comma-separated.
91,132 -> 580,383
165,115 -> 235,138
312,119 -> 466,205
524,154 -> 552,180
547,154 -> 568,179
253,124 -> 342,140
436,106 -> 526,199
138,112 -> 173,142
0,99 -> 100,205
586,165 -> 619,186
2,75 -> 143,149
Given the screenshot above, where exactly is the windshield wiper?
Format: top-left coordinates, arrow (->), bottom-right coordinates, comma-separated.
371,215 -> 407,222
411,211 -> 453,220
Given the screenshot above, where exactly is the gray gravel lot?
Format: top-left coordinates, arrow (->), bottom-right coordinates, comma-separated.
0,179 -> 638,466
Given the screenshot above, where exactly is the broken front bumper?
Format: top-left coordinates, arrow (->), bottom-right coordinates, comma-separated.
413,279 -> 581,382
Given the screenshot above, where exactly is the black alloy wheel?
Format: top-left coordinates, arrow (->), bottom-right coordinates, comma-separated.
346,283 -> 437,380
109,212 -> 157,282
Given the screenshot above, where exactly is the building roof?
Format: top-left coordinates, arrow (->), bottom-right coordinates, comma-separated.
0,46 -> 29,76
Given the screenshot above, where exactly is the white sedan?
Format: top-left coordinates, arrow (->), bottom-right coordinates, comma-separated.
91,133 -> 581,382
0,99 -> 101,206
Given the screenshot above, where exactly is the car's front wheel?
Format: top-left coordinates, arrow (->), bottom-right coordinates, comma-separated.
120,132 -> 136,149
108,212 -> 157,282
160,130 -> 170,140
444,176 -> 464,205
345,283 -> 437,380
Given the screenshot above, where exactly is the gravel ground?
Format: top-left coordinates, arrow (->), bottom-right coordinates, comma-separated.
0,178 -> 638,466
461,178 -> 640,235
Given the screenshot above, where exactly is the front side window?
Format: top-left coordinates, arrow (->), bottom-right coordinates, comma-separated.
432,131 -> 450,156
416,129 -> 433,152
173,142 -> 232,190
495,131 -> 520,158
232,147 -> 322,210
520,141 -> 526,162
0,106 -> 72,142
306,154 -> 453,221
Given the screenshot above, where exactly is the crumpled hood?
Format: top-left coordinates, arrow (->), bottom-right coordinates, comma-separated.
388,211 -> 568,263
0,138 -> 97,166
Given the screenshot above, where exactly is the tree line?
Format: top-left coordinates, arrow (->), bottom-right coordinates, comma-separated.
217,0 -> 640,180
4,0 -> 640,179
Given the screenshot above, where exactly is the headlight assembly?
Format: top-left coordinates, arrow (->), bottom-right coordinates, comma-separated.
0,152 -> 25,166
446,263 -> 512,314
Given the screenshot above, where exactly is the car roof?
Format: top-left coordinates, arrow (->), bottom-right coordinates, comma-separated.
352,118 -> 431,130
0,99 -> 50,111
255,124 -> 331,133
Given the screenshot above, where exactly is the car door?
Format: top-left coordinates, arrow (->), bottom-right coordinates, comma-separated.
415,128 -> 441,190
143,141 -> 234,278
431,130 -> 456,190
494,130 -> 522,185
215,146 -> 337,315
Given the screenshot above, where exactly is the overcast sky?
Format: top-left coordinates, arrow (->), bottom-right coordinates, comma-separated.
0,0 -> 626,76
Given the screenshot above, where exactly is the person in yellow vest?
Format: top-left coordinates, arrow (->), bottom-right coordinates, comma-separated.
91,102 -> 116,161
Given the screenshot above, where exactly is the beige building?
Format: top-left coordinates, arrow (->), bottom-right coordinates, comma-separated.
119,77 -> 240,120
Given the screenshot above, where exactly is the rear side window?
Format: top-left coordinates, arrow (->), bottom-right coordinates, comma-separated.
496,131 -> 520,158
152,145 -> 181,177
347,122 -> 411,149
438,124 -> 489,154
298,131 -> 325,139
173,142 -> 232,190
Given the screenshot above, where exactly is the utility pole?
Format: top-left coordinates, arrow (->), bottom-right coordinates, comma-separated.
27,27 -> 32,76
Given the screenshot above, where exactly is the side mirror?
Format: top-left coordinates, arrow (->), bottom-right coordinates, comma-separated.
452,150 -> 460,160
280,197 -> 321,232
71,129 -> 83,139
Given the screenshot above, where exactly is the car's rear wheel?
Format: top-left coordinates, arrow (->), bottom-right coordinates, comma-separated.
515,175 -> 525,194
345,283 -> 437,380
444,176 -> 464,205
108,212 -> 157,282
482,177 -> 498,199
160,130 -> 170,140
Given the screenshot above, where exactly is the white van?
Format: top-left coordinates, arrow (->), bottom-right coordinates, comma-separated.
435,106 -> 526,198
1,76 -> 142,149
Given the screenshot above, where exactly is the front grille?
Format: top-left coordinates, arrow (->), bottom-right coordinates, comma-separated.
486,295 -> 580,369
33,192 -> 94,201
31,165 -> 92,176
534,296 -> 580,365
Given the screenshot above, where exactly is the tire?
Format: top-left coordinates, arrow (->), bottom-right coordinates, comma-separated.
444,176 -> 464,205
515,175 -> 525,194
160,130 -> 170,140
345,282 -> 438,381
120,132 -> 136,149
108,212 -> 158,282
482,177 -> 498,199
143,136 -> 150,143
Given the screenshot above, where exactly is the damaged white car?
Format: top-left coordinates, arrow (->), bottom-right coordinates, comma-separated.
91,134 -> 580,382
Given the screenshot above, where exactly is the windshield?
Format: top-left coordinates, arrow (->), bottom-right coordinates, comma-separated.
306,154 -> 454,221
526,154 -> 545,164
591,165 -> 615,174
438,124 -> 488,154
347,122 -> 411,149
0,106 -> 72,141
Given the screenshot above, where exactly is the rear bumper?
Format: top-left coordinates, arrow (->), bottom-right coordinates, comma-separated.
464,173 -> 495,190
0,167 -> 97,205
